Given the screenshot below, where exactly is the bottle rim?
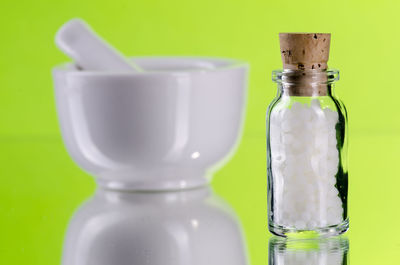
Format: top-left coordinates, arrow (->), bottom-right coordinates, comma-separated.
272,69 -> 340,84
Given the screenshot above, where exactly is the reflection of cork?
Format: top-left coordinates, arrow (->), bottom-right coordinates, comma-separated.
279,33 -> 330,70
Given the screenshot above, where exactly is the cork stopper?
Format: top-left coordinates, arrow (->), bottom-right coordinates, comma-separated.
279,33 -> 331,70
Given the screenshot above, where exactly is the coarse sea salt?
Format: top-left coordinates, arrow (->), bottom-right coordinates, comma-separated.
270,99 -> 342,229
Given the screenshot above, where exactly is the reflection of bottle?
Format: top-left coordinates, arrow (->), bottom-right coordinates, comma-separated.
62,187 -> 249,265
269,236 -> 349,265
267,33 -> 348,236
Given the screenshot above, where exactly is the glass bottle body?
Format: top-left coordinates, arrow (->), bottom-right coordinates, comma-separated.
267,69 -> 348,237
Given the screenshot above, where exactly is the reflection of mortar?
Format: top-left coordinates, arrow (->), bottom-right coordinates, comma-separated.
63,186 -> 249,265
53,57 -> 248,191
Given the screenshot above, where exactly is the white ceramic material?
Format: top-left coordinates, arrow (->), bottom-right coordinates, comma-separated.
53,57 -> 248,190
62,187 -> 249,265
55,19 -> 140,72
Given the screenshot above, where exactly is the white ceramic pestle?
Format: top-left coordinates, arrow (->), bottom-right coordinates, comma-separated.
55,18 -> 142,72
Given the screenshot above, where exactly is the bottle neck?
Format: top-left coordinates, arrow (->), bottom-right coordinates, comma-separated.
272,69 -> 339,97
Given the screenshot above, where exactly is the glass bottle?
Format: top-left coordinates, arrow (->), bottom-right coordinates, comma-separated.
267,69 -> 348,237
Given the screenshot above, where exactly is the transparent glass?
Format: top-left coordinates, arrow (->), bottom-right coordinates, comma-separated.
269,236 -> 349,265
267,69 -> 348,237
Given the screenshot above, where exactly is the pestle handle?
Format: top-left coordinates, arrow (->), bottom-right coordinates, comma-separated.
55,18 -> 141,72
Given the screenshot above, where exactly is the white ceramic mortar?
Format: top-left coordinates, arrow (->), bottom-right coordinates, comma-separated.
53,57 -> 248,191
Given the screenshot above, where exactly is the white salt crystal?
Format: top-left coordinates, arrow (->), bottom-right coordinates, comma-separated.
324,108 -> 339,125
281,120 -> 293,132
270,100 -> 342,230
310,98 -> 321,109
291,101 -> 303,111
270,109 -> 280,125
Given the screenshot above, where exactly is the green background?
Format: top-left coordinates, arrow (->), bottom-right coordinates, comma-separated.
1,0 -> 400,264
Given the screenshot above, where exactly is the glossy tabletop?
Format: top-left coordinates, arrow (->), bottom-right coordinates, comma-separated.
1,133 -> 400,264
